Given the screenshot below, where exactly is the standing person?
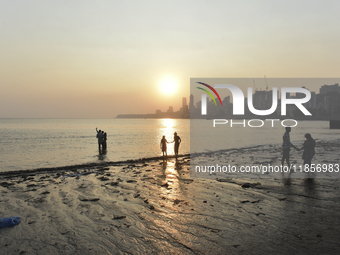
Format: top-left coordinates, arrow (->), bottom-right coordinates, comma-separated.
281,127 -> 298,167
102,132 -> 107,151
299,133 -> 316,167
96,128 -> 103,152
173,132 -> 181,157
160,135 -> 168,157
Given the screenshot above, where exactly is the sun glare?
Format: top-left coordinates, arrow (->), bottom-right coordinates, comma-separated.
159,78 -> 178,95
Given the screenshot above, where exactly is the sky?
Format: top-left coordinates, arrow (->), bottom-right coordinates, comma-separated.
1,0 -> 340,118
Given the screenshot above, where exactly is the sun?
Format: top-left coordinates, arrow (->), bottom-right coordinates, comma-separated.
159,78 -> 178,95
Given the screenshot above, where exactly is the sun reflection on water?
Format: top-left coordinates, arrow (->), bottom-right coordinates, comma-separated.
157,119 -> 184,200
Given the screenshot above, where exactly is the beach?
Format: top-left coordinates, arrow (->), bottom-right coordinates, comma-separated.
2,1 -> 340,254
1,140 -> 340,254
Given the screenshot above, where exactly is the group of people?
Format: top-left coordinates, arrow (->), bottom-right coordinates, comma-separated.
95,128 -> 182,158
96,128 -> 107,153
160,132 -> 181,157
281,127 -> 316,168
95,126 -> 315,165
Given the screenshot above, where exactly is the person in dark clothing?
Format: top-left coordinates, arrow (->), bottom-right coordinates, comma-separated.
102,131 -> 107,151
96,128 -> 103,152
281,127 -> 298,167
299,133 -> 316,167
173,132 -> 181,157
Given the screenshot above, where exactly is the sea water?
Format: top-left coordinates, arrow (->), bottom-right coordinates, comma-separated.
0,118 -> 189,172
0,118 -> 338,172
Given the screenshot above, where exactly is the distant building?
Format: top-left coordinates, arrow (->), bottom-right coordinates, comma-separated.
182,97 -> 187,107
316,84 -> 340,116
249,89 -> 280,117
308,91 -> 316,109
181,97 -> 189,117
252,90 -> 269,110
296,86 -> 316,109
189,94 -> 195,110
320,83 -> 340,94
222,96 -> 232,116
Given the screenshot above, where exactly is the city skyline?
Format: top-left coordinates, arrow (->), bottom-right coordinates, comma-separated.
195,82 -> 340,120
117,81 -> 340,120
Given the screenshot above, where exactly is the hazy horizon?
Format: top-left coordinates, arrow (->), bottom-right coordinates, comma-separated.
1,0 -> 340,118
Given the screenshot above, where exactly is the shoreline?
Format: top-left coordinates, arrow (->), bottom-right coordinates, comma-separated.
3,137 -> 338,176
0,154 -> 191,178
0,143 -> 276,176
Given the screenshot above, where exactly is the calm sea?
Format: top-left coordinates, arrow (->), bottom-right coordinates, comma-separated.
0,119 -> 190,172
0,119 -> 338,172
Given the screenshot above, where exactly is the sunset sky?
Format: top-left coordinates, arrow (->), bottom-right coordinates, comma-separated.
1,0 -> 340,118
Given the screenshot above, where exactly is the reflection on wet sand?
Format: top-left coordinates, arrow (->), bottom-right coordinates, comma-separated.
161,159 -> 182,199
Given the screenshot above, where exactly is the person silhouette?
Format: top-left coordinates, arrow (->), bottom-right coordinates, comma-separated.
299,133 -> 316,167
281,127 -> 298,168
173,132 -> 181,157
96,128 -> 104,152
102,131 -> 107,151
160,135 -> 168,157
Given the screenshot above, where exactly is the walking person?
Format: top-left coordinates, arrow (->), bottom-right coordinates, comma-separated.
281,127 -> 298,168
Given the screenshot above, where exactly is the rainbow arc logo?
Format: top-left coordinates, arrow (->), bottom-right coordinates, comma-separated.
196,82 -> 223,106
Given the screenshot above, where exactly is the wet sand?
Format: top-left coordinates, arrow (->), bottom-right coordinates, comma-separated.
1,140 -> 340,254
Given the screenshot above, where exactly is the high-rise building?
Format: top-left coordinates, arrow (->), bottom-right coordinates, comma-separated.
320,83 -> 340,94
181,97 -> 189,116
189,94 -> 194,110
308,92 -> 316,109
182,97 -> 187,107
